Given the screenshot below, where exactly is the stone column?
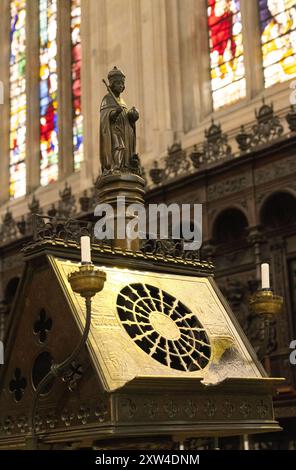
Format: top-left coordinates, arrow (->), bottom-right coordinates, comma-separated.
80,0 -> 105,182
129,0 -> 145,155
165,0 -> 183,138
26,0 -> 40,194
270,238 -> 294,350
247,226 -> 265,281
134,0 -> 174,157
241,0 -> 264,100
269,237 -> 295,386
194,0 -> 212,120
178,0 -> 212,129
57,0 -> 74,178
138,0 -> 156,157
150,0 -> 174,153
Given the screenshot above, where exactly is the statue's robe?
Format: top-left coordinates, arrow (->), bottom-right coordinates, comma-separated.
100,93 -> 136,171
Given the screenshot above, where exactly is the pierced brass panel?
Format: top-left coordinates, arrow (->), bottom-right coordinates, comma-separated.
117,283 -> 211,372
50,257 -> 263,391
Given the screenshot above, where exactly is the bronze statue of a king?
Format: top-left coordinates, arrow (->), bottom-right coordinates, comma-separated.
100,66 -> 139,173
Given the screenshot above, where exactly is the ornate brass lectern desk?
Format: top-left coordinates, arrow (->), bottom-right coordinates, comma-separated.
0,68 -> 283,450
0,228 -> 283,449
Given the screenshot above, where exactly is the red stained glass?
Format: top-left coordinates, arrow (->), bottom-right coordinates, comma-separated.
39,0 -> 58,186
207,0 -> 246,110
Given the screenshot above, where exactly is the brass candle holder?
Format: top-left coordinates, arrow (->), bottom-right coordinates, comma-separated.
249,288 -> 283,361
249,288 -> 283,318
68,263 -> 106,298
29,263 -> 106,449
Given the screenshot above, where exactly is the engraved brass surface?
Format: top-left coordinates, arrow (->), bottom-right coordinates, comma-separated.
50,257 -> 263,392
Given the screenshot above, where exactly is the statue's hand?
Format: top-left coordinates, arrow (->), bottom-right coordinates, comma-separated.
128,106 -> 139,122
110,107 -> 123,122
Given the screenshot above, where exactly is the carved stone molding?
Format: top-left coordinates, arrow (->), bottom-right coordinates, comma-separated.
28,195 -> 42,216
77,405 -> 90,425
120,398 -> 137,420
0,394 -> 273,438
286,105 -> 296,132
0,209 -> 18,244
143,400 -> 159,419
16,415 -> 28,434
149,142 -> 190,185
2,416 -> 15,435
46,413 -> 58,430
115,394 -> 273,423
58,183 -> 77,219
79,190 -> 91,213
255,155 -> 296,186
236,100 -> 284,153
183,400 -> 198,419
94,402 -> 108,423
164,142 -> 190,179
207,174 -> 251,201
255,191 -> 266,206
222,400 -> 235,418
200,120 -> 232,164
61,409 -> 75,427
204,400 -> 217,418
239,401 -> 251,418
163,400 -> 178,419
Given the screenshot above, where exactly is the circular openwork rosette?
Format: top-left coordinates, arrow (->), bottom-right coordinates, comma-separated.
117,283 -> 211,372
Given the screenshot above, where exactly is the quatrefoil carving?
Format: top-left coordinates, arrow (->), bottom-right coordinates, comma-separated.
9,368 -> 27,402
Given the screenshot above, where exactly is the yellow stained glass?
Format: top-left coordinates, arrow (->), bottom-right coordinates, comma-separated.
259,0 -> 296,87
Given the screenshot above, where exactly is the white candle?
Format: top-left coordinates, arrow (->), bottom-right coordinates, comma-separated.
243,434 -> 249,450
261,263 -> 270,289
81,236 -> 91,264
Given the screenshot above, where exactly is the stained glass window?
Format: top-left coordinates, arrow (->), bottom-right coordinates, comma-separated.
207,0 -> 246,110
71,0 -> 83,170
10,0 -> 26,199
259,0 -> 296,88
39,0 -> 58,186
